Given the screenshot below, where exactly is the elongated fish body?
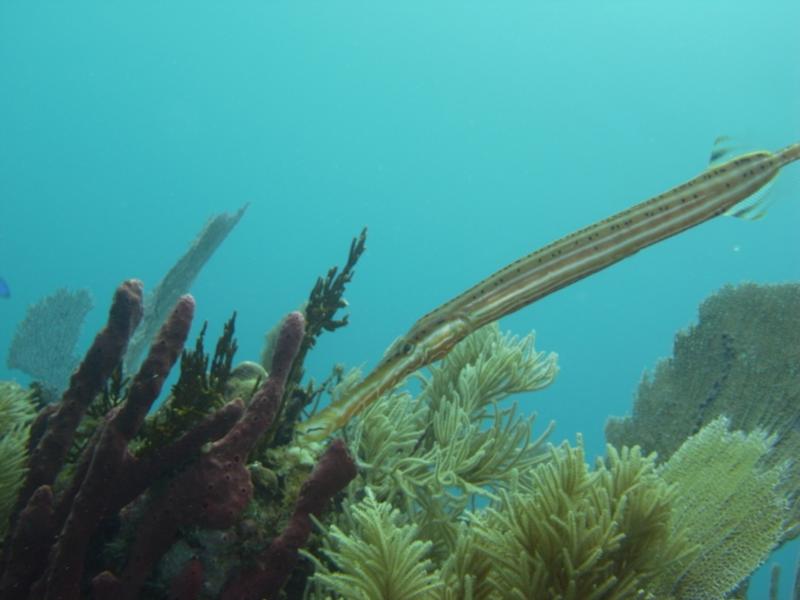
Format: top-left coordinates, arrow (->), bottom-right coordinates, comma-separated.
296,142 -> 800,441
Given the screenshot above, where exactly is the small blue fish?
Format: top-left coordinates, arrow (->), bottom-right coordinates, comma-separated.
0,277 -> 10,298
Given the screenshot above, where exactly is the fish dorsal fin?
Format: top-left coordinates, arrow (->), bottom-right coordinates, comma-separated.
708,135 -> 738,166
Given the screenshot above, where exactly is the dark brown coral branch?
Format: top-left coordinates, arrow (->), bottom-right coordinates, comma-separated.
0,280 -> 144,600
13,280 -> 143,518
220,438 -> 357,600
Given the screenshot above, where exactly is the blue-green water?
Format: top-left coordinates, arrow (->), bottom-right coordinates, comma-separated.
2,2 -> 798,597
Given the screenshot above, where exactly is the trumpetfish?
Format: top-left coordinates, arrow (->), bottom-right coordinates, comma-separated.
296,140 -> 800,441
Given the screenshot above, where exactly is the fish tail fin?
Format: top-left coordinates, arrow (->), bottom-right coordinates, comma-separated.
776,142 -> 800,168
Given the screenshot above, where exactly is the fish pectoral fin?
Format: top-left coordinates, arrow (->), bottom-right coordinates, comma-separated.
709,135 -> 782,221
724,177 -> 777,220
382,335 -> 404,359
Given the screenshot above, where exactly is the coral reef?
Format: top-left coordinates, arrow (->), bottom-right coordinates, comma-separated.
308,418 -> 788,600
0,281 -> 357,600
6,287 -> 93,393
605,282 -> 800,542
2,228 -> 795,600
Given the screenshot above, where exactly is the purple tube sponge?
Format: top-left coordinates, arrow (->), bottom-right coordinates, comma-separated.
92,311 -> 306,600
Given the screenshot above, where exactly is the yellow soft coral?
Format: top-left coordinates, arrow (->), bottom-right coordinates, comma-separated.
460,437 -> 694,600
0,381 -> 36,536
307,489 -> 442,600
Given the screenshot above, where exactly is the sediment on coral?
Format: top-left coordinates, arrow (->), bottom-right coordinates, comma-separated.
605,282 -> 800,543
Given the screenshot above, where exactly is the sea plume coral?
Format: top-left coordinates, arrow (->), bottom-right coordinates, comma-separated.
350,323 -> 558,508
460,438 -> 693,600
307,489 -> 442,600
309,418 -> 788,599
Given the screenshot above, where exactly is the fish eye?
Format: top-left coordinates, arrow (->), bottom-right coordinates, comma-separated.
401,342 -> 415,355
